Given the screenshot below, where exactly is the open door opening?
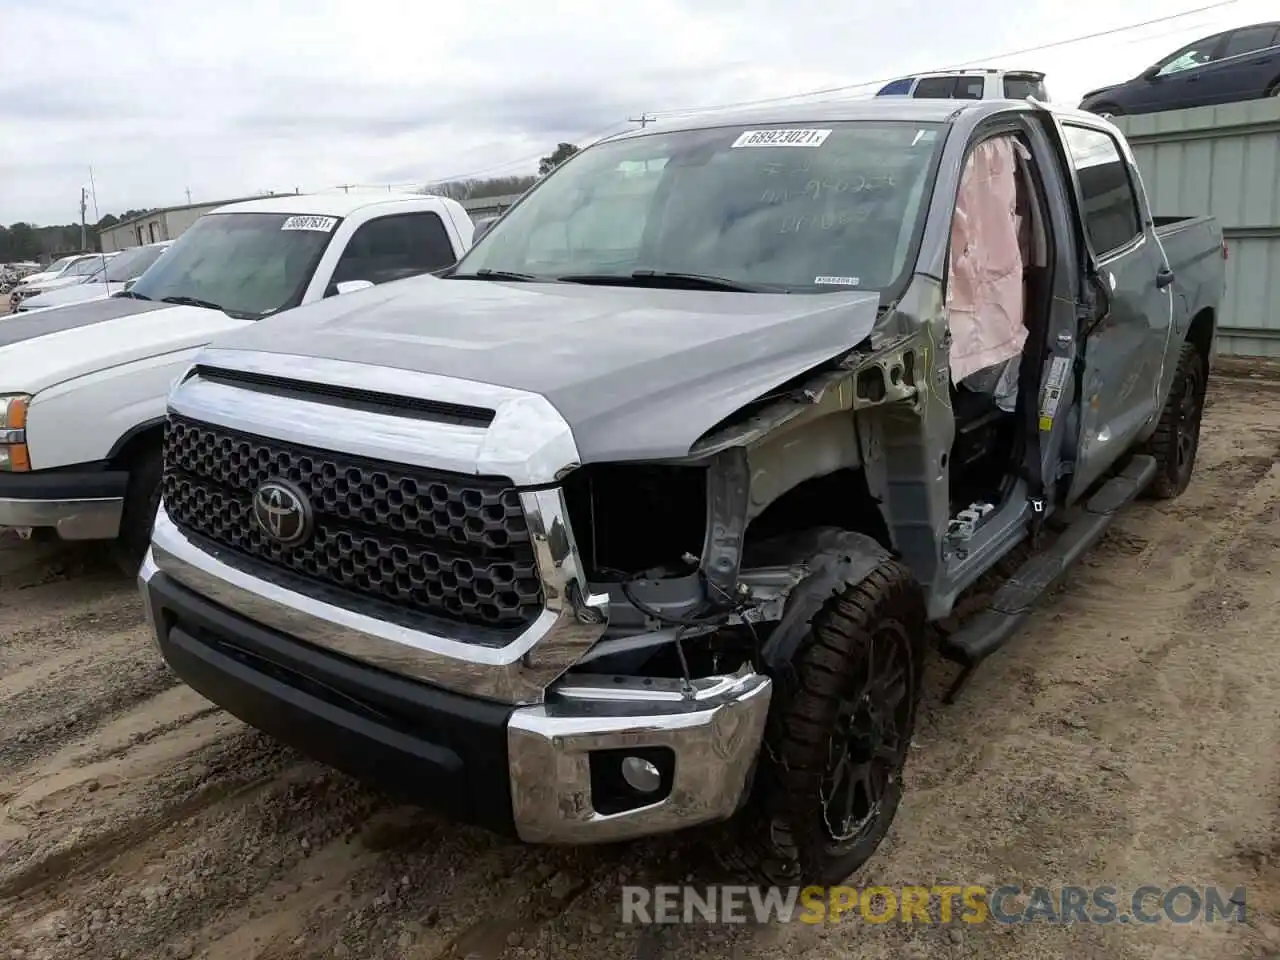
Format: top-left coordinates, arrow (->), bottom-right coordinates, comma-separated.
945,134 -> 1055,522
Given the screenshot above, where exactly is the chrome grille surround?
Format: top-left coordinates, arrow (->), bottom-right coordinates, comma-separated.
149,348 -> 609,704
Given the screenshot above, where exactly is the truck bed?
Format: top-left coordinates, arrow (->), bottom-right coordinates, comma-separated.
1151,215 -> 1225,344
1153,214 -> 1223,268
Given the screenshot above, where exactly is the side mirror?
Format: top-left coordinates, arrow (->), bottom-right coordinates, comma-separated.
472,218 -> 497,243
123,279 -> 137,292
334,280 -> 374,296
1141,65 -> 1162,81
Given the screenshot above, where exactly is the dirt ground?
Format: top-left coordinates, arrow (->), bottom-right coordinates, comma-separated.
2,369 -> 1280,960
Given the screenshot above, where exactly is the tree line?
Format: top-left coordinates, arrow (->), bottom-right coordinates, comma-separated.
0,209 -> 154,263
2,142 -> 584,263
421,143 -> 580,204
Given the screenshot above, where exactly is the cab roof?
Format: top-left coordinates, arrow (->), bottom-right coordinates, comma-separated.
210,191 -> 448,218
603,95 -> 1082,143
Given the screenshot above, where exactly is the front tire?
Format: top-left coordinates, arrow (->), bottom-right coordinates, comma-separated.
723,559 -> 927,885
111,445 -> 163,576
1141,341 -> 1206,500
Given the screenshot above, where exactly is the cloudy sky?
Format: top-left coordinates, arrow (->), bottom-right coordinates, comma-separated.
0,0 -> 1274,226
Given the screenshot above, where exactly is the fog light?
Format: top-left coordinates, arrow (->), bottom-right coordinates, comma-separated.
620,756 -> 662,794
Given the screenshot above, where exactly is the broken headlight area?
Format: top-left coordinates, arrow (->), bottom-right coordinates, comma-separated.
561,462 -> 709,582
560,460 -> 764,681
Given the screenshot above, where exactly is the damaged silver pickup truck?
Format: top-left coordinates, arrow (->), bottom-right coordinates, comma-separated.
139,97 -> 1225,884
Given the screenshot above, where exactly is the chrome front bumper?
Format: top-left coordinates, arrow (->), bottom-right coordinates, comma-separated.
509,671 -> 772,843
0,496 -> 123,540
140,548 -> 772,843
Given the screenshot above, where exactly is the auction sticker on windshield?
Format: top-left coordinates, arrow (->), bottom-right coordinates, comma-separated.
281,215 -> 339,232
731,129 -> 832,148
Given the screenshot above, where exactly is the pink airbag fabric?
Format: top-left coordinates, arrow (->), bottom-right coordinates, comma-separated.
946,136 -> 1026,383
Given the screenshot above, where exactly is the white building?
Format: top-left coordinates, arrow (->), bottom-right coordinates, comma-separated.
98,195 -> 281,252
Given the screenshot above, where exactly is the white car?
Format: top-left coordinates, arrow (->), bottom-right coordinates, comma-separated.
875,69 -> 1049,102
8,253 -> 95,294
15,242 -> 173,313
0,191 -> 475,571
12,254 -> 87,287
9,253 -> 119,307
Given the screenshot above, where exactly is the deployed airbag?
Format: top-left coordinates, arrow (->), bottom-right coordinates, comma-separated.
946,136 -> 1027,383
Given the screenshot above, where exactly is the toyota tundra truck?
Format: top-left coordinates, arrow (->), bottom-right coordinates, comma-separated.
139,98 -> 1224,884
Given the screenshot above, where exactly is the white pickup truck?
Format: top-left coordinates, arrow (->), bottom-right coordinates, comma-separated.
0,191 -> 475,572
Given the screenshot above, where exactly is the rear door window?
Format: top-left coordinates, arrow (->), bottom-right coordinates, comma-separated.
1003,75 -> 1047,100
913,76 -> 984,99
912,76 -> 958,98
1061,125 -> 1143,256
1220,24 -> 1280,58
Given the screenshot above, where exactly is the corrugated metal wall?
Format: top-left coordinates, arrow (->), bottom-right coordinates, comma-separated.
1113,99 -> 1280,358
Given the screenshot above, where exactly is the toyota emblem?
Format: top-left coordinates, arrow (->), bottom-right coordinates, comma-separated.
252,479 -> 313,547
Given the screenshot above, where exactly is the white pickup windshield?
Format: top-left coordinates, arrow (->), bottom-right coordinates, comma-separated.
99,244 -> 166,282
128,212 -> 338,318
457,120 -> 944,293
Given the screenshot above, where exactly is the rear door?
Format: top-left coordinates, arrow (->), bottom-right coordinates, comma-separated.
1052,122 -> 1173,498
1184,24 -> 1280,106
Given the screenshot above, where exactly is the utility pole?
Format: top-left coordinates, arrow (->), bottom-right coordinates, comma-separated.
628,113 -> 655,128
79,186 -> 88,251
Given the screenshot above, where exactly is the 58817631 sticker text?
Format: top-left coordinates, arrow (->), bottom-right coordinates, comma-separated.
281,215 -> 339,232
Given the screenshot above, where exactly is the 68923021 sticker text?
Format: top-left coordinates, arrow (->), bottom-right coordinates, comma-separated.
730,128 -> 832,149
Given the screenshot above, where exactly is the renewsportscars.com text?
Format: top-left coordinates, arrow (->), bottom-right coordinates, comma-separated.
621,885 -> 1247,925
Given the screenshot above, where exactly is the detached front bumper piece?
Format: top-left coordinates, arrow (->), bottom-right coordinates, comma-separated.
509,671 -> 771,843
0,466 -> 127,540
139,551 -> 772,844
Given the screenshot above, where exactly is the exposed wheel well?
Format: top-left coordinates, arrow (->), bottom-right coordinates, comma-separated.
741,468 -> 891,564
1187,307 -> 1214,365
108,421 -> 164,471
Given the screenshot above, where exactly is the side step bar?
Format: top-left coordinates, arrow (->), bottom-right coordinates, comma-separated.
938,454 -> 1157,704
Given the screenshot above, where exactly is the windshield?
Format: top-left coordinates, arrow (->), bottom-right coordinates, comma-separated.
104,245 -> 167,282
128,212 -> 338,318
67,256 -> 109,277
46,256 -> 77,274
456,120 -> 944,293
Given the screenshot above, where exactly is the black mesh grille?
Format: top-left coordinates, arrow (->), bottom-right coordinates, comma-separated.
161,415 -> 543,631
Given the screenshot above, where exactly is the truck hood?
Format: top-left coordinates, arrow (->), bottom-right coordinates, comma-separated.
204,277 -> 883,463
14,282 -> 114,312
0,296 -> 249,393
